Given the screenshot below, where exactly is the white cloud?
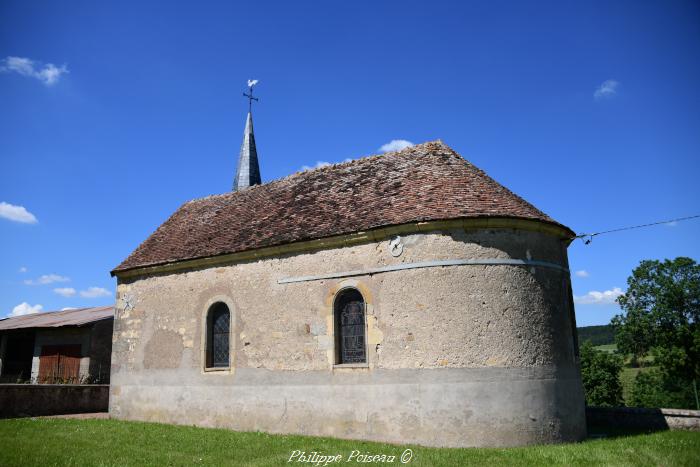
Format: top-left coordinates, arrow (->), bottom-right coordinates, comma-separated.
24,274 -> 70,286
300,161 -> 332,172
9,302 -> 43,317
61,307 -> 77,311
0,202 -> 38,224
80,287 -> 112,298
594,79 -> 619,100
666,221 -> 678,227
575,270 -> 590,278
53,287 -> 76,297
574,287 -> 624,305
300,158 -> 352,172
1,56 -> 69,86
19,266 -> 28,273
379,139 -> 415,153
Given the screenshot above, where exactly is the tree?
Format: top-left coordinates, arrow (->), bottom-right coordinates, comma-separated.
612,257 -> 700,409
628,369 -> 695,409
579,341 -> 624,407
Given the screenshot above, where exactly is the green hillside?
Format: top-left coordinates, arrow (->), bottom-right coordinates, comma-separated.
577,325 -> 615,346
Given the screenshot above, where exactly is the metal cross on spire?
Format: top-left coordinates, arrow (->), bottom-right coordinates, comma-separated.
233,79 -> 262,191
243,79 -> 259,113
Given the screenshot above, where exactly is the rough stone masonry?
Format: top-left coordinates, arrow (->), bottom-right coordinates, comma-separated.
109,141 -> 587,447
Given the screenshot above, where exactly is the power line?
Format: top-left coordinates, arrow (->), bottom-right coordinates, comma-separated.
574,214 -> 700,244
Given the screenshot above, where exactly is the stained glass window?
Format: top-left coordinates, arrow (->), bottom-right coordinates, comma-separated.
334,289 -> 366,364
207,303 -> 230,368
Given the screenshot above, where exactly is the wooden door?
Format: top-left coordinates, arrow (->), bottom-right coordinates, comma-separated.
38,344 -> 82,383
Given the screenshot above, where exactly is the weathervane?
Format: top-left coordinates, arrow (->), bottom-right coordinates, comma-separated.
243,79 -> 259,113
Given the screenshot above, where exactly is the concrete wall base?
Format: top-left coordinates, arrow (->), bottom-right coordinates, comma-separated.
110,366 -> 586,448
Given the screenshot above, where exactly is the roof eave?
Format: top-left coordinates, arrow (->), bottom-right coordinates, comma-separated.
111,216 -> 576,279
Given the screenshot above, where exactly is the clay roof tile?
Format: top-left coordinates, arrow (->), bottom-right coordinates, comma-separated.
112,141 -> 572,274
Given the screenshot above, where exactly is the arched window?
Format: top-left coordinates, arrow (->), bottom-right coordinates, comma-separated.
206,302 -> 230,368
334,288 -> 366,364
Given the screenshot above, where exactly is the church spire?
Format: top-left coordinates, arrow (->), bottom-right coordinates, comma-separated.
233,80 -> 261,191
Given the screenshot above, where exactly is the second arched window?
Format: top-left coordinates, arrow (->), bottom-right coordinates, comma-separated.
206,302 -> 230,368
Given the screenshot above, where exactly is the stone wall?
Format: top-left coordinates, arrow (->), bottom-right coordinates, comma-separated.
587,406 -> 700,431
0,384 -> 109,418
110,225 -> 586,447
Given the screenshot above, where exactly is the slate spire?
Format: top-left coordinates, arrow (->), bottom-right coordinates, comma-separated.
233,80 -> 262,191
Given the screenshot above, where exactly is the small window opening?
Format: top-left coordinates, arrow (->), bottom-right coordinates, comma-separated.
206,302 -> 230,368
334,289 -> 367,364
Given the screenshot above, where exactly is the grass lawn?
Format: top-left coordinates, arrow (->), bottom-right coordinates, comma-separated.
620,366 -> 652,403
593,344 -> 618,354
1,419 -> 699,466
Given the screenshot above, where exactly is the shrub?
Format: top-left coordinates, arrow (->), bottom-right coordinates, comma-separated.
580,341 -> 624,406
628,369 -> 697,409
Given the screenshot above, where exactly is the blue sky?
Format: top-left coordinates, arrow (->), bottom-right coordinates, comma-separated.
1,0 -> 699,326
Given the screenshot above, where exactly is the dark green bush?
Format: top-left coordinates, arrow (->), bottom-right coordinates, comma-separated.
628,369 -> 697,409
580,341 -> 624,406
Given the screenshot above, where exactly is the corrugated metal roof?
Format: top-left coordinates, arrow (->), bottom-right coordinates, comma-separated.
0,306 -> 114,331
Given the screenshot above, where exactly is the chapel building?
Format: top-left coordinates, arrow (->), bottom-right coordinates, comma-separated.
109,106 -> 586,447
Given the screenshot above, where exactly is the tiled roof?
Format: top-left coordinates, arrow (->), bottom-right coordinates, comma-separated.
0,306 -> 113,330
113,141 -> 572,274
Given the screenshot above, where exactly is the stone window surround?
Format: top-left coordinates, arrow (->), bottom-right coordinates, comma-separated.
200,295 -> 236,374
332,285 -> 369,369
197,285 -> 373,374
